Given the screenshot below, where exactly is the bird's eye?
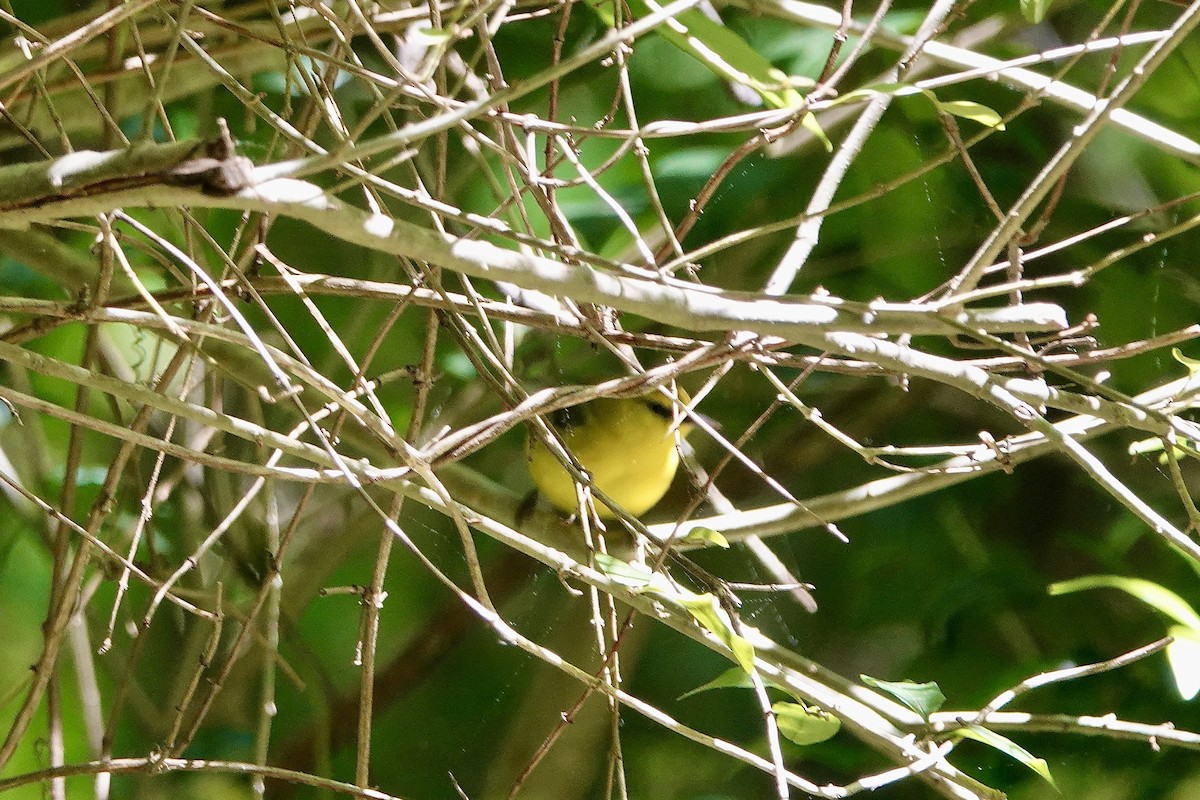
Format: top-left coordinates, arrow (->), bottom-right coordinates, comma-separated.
643,399 -> 674,421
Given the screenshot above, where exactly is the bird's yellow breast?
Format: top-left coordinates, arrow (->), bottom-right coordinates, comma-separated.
526,395 -> 687,518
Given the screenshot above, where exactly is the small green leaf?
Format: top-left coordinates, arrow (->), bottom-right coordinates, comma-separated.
801,112 -> 832,152
1166,624 -> 1200,701
587,0 -> 807,109
593,553 -> 655,588
679,666 -> 798,701
1174,439 -> 1200,459
683,526 -> 729,548
1019,0 -> 1052,23
861,675 -> 946,721
1128,436 -> 1166,457
958,726 -> 1056,788
1048,575 -> 1200,629
675,592 -> 757,673
936,99 -> 1005,130
833,82 -> 914,103
678,666 -> 753,700
828,86 -> 1002,134
1172,348 -> 1200,375
414,27 -> 453,43
1128,436 -> 1200,462
772,701 -> 841,745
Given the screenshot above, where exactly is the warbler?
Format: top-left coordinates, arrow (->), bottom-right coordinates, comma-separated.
526,391 -> 693,519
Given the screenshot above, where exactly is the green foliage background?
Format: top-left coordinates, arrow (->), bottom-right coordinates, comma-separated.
1,0 -> 1200,799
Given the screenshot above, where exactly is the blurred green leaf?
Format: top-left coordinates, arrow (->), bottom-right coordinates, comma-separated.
1049,575 -> 1200,629
830,85 -> 1004,130
1173,348 -> 1200,383
672,591 -> 757,672
1166,624 -> 1200,700
682,526 -> 729,548
1127,435 -> 1200,461
832,81 -> 914,105
772,701 -> 841,745
678,666 -> 753,700
935,99 -> 1006,130
594,553 -> 657,588
801,111 -> 833,151
589,0 -> 806,109
958,726 -> 1056,788
1019,0 -> 1052,23
861,675 -> 946,721
415,27 -> 453,43
1126,350 -> 1200,462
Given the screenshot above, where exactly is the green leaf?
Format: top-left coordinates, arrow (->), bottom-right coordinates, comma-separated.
1166,624 -> 1200,701
936,99 -> 1006,130
772,701 -> 840,745
1019,0 -> 1051,23
1127,435 -> 1200,462
593,553 -> 655,588
827,85 -> 1002,134
678,666 -> 800,701
1128,436 -> 1167,457
414,27 -> 453,43
828,83 -> 905,107
1172,347 -> 1200,376
587,0 -> 806,109
825,84 -> 1003,136
678,666 -> 753,700
675,592 -> 757,673
801,112 -> 832,152
958,726 -> 1056,788
682,526 -> 729,548
1048,575 -> 1200,629
861,675 -> 946,721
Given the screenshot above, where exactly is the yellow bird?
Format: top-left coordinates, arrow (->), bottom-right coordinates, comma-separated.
527,391 -> 693,519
